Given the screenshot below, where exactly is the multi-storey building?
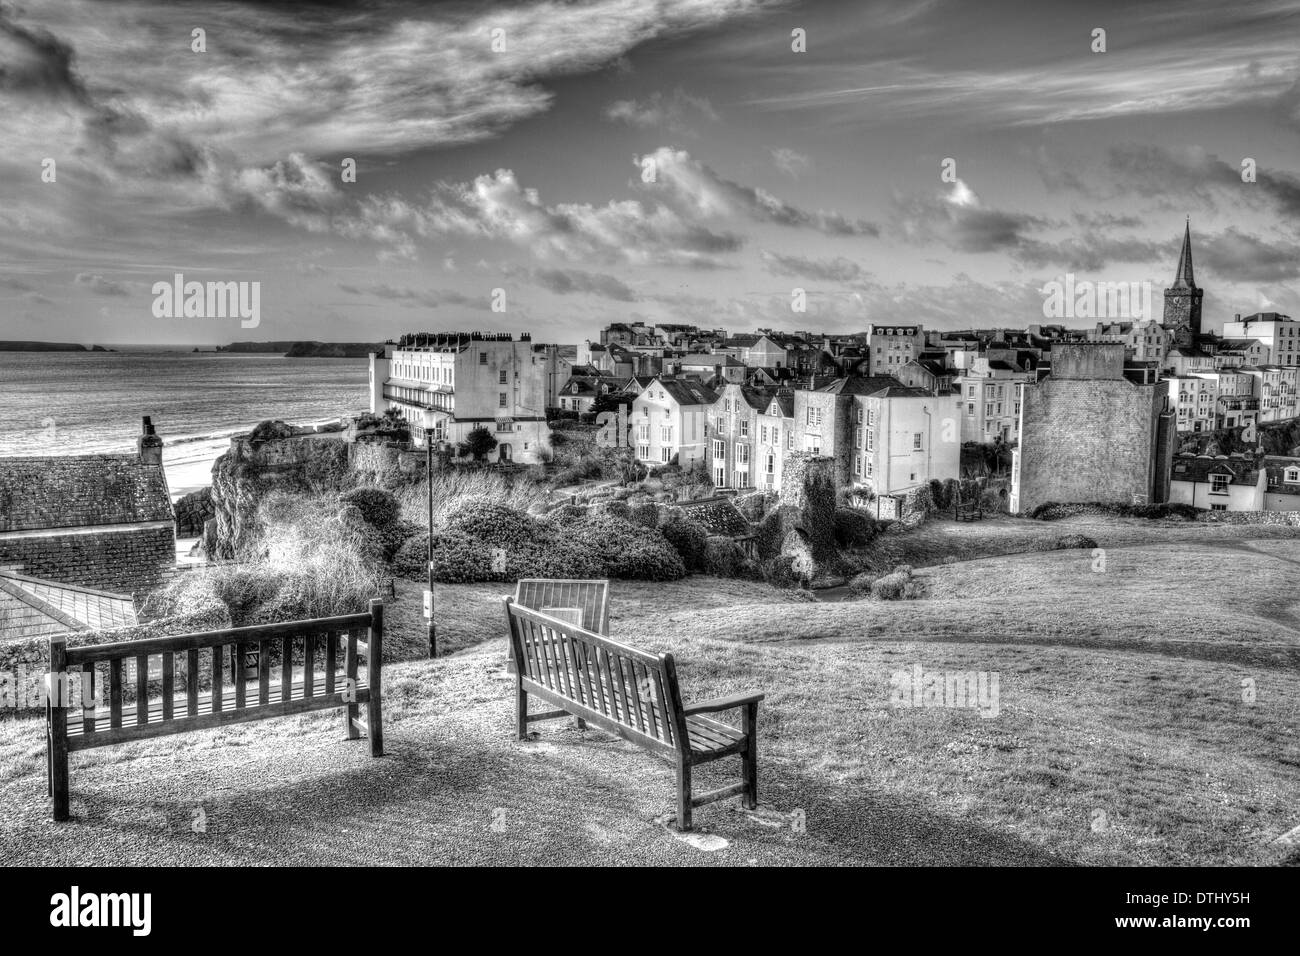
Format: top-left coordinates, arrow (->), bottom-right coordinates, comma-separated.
1088,319 -> 1170,364
753,391 -> 796,491
954,357 -> 1032,443
1241,365 -> 1300,424
706,383 -> 774,490
630,376 -> 717,469
1220,312 -> 1300,367
369,332 -> 561,463
1190,370 -> 1257,430
1165,374 -> 1218,433
846,384 -> 961,496
867,324 -> 924,374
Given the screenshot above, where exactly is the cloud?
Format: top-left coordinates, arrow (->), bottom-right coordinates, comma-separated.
0,276 -> 36,292
644,147 -> 879,236
513,267 -> 639,301
769,147 -> 811,179
760,250 -> 866,282
603,88 -> 718,131
73,273 -> 133,296
894,179 -> 1047,253
1195,227 -> 1300,282
1107,145 -> 1300,220
0,16 -> 87,101
337,282 -> 487,309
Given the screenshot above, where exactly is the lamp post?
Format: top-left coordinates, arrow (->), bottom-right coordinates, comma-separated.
426,435 -> 438,658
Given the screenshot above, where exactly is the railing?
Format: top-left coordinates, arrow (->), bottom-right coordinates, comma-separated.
383,384 -> 453,410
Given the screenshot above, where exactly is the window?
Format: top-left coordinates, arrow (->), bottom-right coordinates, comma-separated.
641,406 -> 649,418
967,385 -> 975,397
1211,503 -> 1227,511
496,421 -> 513,433
787,431 -> 793,450
967,402 -> 975,415
661,448 -> 671,463
713,440 -> 726,458
479,352 -> 488,365
661,426 -> 673,443
498,393 -> 507,408
736,444 -> 750,466
856,407 -> 863,424
866,430 -> 874,452
638,424 -> 649,440
740,420 -> 749,438
760,425 -> 768,443
913,433 -> 923,451
766,454 -> 775,475
637,444 -> 650,460
499,369 -> 507,384
854,455 -> 862,476
1209,474 -> 1230,495
1286,467 -> 1300,483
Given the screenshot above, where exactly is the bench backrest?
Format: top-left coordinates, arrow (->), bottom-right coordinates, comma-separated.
514,579 -> 610,635
47,600 -> 382,751
503,598 -> 685,755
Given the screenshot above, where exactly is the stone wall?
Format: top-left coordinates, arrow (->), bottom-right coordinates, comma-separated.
0,524 -> 174,599
1015,377 -> 1165,514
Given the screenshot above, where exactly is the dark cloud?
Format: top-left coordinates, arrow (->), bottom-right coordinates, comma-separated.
760,250 -> 866,282
1196,227 -> 1300,283
336,282 -> 486,309
523,268 -> 638,301
0,15 -> 87,101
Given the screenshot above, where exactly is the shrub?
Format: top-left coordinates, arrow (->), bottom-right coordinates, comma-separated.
443,501 -> 543,550
848,572 -> 876,596
833,507 -> 877,548
392,533 -> 432,579
426,532 -> 496,584
565,513 -> 685,580
870,564 -> 923,601
702,536 -> 747,577
458,425 -> 499,461
248,419 -> 295,442
661,514 -> 710,572
766,554 -> 802,589
338,487 -> 401,529
1038,533 -> 1099,551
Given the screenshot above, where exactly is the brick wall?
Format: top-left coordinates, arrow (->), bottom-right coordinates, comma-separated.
1016,378 -> 1162,513
0,524 -> 174,600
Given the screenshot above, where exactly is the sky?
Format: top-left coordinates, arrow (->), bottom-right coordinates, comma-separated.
1,0 -> 1299,346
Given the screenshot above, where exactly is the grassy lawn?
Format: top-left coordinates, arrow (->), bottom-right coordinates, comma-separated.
1,521 -> 1297,866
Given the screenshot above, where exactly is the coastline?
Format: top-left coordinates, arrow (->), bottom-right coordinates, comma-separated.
163,417 -> 349,500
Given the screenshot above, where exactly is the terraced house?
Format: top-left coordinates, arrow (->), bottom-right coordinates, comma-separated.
631,377 -> 717,469
369,331 -> 563,464
707,384 -> 778,490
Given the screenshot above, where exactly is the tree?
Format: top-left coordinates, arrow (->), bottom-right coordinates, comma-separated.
458,425 -> 499,461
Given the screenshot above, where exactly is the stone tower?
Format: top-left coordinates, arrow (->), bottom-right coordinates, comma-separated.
1162,219 -> 1203,349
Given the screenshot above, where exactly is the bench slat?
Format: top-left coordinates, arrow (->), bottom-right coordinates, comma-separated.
303,633 -> 314,700
258,640 -> 271,707
235,641 -> 247,709
81,664 -> 96,735
110,659 -> 122,729
325,631 -> 337,695
162,651 -> 174,722
64,612 -> 372,665
281,634 -> 292,698
208,646 -> 220,714
191,648 -> 202,717
136,654 -> 148,727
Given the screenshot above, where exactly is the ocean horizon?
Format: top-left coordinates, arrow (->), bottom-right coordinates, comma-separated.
0,350 -> 369,496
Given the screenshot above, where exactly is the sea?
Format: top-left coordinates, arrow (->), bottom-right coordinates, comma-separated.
0,350 -> 369,498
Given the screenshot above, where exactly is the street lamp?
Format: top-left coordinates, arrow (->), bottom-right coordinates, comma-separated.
425,434 -> 438,658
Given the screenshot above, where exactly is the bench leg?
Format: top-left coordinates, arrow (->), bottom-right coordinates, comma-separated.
575,716 -> 587,730
516,684 -> 528,741
366,693 -> 384,758
344,700 -> 361,740
50,734 -> 69,822
675,760 -> 693,832
741,702 -> 759,811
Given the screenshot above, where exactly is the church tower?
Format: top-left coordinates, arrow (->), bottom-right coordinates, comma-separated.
1162,218 -> 1203,349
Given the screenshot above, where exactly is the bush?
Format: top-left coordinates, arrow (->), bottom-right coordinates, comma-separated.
565,513 -> 685,580
443,501 -> 543,550
702,536 -> 747,577
426,532 -> 496,584
870,565 -> 923,601
248,419 -> 295,442
1035,533 -> 1099,551
833,507 -> 877,548
661,514 -> 710,572
338,487 -> 401,529
628,502 -> 660,528
848,572 -> 876,596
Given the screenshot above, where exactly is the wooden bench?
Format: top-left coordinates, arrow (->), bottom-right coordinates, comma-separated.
45,599 -> 384,822
503,597 -> 763,831
508,581 -> 610,726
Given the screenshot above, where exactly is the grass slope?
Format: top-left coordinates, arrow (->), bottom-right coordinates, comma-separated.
1,525 -> 1297,866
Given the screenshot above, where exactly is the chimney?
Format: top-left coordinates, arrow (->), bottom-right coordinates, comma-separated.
138,415 -> 163,466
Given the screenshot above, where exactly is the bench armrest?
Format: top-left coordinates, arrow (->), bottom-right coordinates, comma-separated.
682,692 -> 765,715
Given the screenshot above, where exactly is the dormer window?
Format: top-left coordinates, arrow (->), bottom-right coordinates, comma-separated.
1209,474 -> 1230,495
1285,467 -> 1300,483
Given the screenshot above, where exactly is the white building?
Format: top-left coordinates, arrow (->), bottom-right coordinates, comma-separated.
369,331 -> 562,463
631,376 -> 717,469
1241,365 -> 1300,424
867,324 -> 925,375
846,383 -> 960,496
1166,374 -> 1218,433
954,357 -> 1032,443
1221,313 -> 1300,367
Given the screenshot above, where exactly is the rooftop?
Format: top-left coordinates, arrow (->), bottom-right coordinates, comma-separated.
0,454 -> 172,534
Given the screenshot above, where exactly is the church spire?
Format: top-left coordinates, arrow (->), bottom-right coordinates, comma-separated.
1172,217 -> 1196,289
